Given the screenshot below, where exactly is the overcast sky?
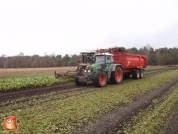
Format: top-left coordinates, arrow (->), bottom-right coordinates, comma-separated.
0,0 -> 178,56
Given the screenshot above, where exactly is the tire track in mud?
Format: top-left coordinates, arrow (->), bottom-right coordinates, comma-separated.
73,77 -> 178,134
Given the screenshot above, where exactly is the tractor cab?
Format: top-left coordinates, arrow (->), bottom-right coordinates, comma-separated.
75,51 -> 96,72
80,51 -> 95,65
94,53 -> 113,64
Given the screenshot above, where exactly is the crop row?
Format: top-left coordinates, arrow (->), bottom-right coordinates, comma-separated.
0,75 -> 72,91
120,82 -> 178,134
0,70 -> 178,133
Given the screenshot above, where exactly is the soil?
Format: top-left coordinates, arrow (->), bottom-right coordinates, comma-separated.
72,77 -> 178,134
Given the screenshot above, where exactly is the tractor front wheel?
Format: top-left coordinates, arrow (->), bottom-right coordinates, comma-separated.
94,71 -> 107,87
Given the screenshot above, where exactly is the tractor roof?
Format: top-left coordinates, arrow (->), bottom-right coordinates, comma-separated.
80,51 -> 96,54
95,53 -> 112,56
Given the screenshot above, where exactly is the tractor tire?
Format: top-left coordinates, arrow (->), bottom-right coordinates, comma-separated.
110,66 -> 123,84
93,71 -> 107,87
140,69 -> 144,78
132,69 -> 140,79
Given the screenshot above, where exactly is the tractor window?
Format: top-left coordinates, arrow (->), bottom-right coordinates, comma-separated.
106,55 -> 112,63
95,55 -> 105,63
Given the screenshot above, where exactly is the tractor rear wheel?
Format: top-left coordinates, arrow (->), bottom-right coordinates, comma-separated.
110,66 -> 123,84
94,71 -> 107,87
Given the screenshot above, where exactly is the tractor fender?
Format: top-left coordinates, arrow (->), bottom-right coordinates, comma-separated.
107,64 -> 122,81
110,64 -> 122,72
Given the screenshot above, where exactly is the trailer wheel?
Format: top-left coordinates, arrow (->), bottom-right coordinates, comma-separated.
110,66 -> 123,84
140,69 -> 144,78
94,71 -> 107,87
132,69 -> 140,79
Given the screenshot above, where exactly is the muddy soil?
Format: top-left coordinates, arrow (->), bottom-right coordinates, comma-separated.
73,78 -> 178,134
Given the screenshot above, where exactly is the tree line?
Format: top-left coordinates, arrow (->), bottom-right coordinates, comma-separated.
0,53 -> 80,68
0,45 -> 178,68
127,45 -> 178,66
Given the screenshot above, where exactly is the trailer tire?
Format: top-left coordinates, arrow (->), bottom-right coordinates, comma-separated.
110,66 -> 123,84
94,71 -> 107,87
140,69 -> 144,78
132,69 -> 140,79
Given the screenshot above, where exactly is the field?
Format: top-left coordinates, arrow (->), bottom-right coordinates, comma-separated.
0,66 -> 178,133
0,67 -> 77,78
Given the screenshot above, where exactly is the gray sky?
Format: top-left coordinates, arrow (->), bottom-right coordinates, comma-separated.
0,0 -> 178,56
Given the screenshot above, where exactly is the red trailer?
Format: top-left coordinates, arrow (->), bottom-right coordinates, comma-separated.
112,52 -> 147,78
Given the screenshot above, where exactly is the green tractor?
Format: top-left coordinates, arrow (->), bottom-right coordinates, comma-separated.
75,53 -> 123,87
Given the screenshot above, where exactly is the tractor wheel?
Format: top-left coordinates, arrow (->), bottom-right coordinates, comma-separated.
93,71 -> 107,87
110,66 -> 123,84
132,69 -> 140,79
140,69 -> 144,78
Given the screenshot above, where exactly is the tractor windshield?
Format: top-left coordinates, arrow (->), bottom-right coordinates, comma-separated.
94,55 -> 112,64
95,55 -> 105,63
